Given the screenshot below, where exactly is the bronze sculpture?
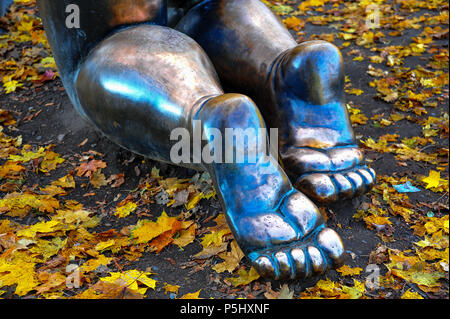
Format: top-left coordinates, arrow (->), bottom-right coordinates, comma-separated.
37,0 -> 375,280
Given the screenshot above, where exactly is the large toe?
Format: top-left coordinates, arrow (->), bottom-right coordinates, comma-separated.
315,227 -> 345,267
281,148 -> 332,174
237,213 -> 299,250
296,174 -> 338,203
328,147 -> 364,171
252,255 -> 276,279
280,191 -> 325,237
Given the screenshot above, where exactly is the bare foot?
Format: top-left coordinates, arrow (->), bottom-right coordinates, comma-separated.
245,191 -> 345,280
265,41 -> 376,203
197,94 -> 345,279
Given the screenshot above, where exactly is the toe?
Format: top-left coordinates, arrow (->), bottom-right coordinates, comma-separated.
237,213 -> 299,250
290,248 -> 310,279
274,251 -> 293,280
357,168 -> 375,191
331,173 -> 354,199
344,171 -> 365,196
368,167 -> 376,180
281,148 -> 332,174
328,147 -> 364,171
307,246 -> 327,274
252,255 -> 276,279
296,174 -> 338,203
281,191 -> 325,237
315,228 -> 345,267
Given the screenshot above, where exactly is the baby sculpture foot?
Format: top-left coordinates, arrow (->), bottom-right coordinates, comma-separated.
265,40 -> 376,203
196,94 -> 345,279
246,191 -> 346,280
175,0 -> 375,203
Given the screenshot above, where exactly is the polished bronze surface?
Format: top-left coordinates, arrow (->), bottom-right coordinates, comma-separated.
37,0 -> 167,120
177,0 -> 376,203
35,0 -> 378,280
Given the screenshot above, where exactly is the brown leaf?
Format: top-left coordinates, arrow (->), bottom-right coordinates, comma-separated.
369,245 -> 389,264
108,173 -> 125,188
76,160 -> 107,178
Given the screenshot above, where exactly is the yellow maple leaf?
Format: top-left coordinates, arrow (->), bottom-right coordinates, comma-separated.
40,184 -> 67,196
3,80 -> 23,94
17,20 -> 33,33
54,209 -> 96,227
226,267 -> 260,287
416,247 -> 449,263
350,113 -> 369,125
39,149 -> 65,172
0,252 -> 39,296
179,289 -> 202,299
100,270 -> 157,297
0,193 -> 60,217
0,161 -> 25,179
131,211 -> 178,244
16,220 -> 62,238
185,192 -> 203,211
212,240 -> 245,274
341,279 -> 366,299
52,174 -> 75,188
421,170 -> 444,190
347,88 -> 364,96
172,224 -> 196,248
8,145 -> 46,162
336,265 -> 364,276
283,16 -> 304,31
387,250 -> 445,288
401,289 -> 424,299
424,215 -> 449,235
29,237 -> 67,261
163,283 -> 181,295
201,228 -> 231,248
95,239 -> 116,252
39,57 -> 56,69
363,214 -> 392,230
315,278 -> 336,293
115,201 -> 137,218
81,255 -> 113,273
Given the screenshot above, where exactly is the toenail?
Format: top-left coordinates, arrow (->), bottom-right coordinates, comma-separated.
297,174 -> 338,203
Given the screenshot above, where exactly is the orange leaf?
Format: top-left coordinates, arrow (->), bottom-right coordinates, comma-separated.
76,160 -> 107,177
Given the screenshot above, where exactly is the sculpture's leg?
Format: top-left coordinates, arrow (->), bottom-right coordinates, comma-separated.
176,0 -> 376,204
75,24 -> 344,279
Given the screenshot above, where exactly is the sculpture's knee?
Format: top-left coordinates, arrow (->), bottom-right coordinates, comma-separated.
195,93 -> 269,166
280,40 -> 344,105
197,94 -> 265,132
